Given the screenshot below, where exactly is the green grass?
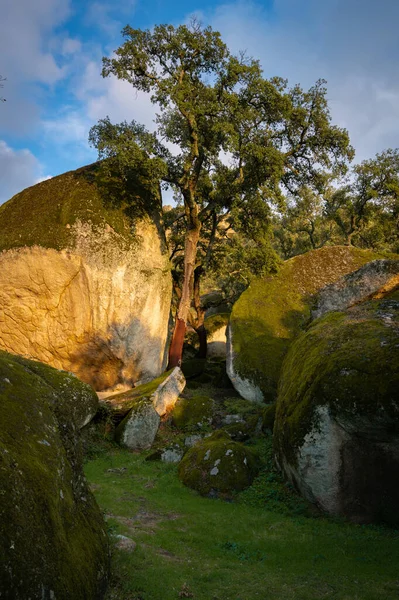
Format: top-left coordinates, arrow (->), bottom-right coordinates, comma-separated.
84,443 -> 399,600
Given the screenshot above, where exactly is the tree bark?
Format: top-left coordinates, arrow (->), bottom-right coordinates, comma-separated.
168,213 -> 201,367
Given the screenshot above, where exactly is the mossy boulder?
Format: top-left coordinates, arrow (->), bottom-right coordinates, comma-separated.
274,298 -> 399,526
228,246 -> 398,403
0,164 -> 172,392
0,350 -> 109,598
172,395 -> 214,431
262,403 -> 277,433
178,431 -> 258,496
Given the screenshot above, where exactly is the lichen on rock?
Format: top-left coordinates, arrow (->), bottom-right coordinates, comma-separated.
274,298 -> 399,526
0,349 -> 109,599
178,431 -> 258,497
0,164 -> 172,392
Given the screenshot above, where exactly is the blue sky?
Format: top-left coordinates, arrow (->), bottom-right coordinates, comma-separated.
1,0 -> 398,205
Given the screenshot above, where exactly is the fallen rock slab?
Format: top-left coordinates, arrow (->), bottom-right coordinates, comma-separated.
103,367 -> 186,450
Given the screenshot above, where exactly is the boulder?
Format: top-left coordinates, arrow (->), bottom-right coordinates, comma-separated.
311,259 -> 399,320
274,297 -> 399,526
105,367 -> 185,449
178,431 -> 258,496
227,246 -> 397,403
0,164 -> 172,392
205,313 -> 229,358
0,350 -> 109,598
172,395 -> 214,431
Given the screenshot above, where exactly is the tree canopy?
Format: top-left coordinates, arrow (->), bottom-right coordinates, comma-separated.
89,20 -> 354,365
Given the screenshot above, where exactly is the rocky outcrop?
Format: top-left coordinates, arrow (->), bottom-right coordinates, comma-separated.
178,431 -> 258,497
227,246 -> 397,403
0,350 -> 109,598
0,165 -> 172,392
274,297 -> 399,526
311,259 -> 399,320
102,367 -> 186,449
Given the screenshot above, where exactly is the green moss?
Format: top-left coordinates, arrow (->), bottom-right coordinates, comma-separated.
0,163 -> 160,252
105,370 -> 172,417
0,349 -> 108,598
172,395 -> 214,431
178,432 -> 258,496
8,353 -> 98,429
262,403 -> 276,432
205,313 -> 229,339
274,299 -> 399,468
230,246 -> 398,400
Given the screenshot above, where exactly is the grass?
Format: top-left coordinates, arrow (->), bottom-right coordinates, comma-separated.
84,440 -> 399,600
84,358 -> 399,600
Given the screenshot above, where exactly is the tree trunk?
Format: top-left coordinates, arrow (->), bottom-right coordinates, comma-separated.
168,219 -> 201,367
195,324 -> 207,359
192,265 -> 207,358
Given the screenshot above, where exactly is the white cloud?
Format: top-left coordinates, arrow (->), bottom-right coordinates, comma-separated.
61,38 -> 82,56
208,0 -> 399,163
0,0 -> 70,85
0,141 -> 45,205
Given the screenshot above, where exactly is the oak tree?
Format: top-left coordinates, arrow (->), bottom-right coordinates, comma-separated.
89,21 -> 353,366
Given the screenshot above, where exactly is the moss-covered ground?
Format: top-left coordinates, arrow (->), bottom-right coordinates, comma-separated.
84,359 -> 399,600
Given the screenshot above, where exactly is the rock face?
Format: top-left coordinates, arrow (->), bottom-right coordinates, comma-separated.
311,259 -> 399,320
274,297 -> 399,526
227,246 -> 397,403
205,314 -> 229,358
0,350 -> 109,598
178,431 -> 258,496
0,165 -> 172,391
104,367 -> 186,449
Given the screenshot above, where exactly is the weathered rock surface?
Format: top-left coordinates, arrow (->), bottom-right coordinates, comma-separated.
274,297 -> 399,526
0,165 -> 172,391
178,431 -> 258,497
311,259 -> 399,320
205,313 -> 229,358
105,367 -> 185,449
227,246 -> 397,403
0,350 -> 109,598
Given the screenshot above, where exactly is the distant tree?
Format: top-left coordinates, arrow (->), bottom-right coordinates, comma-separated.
325,149 -> 399,251
273,185 -> 338,258
89,21 -> 353,366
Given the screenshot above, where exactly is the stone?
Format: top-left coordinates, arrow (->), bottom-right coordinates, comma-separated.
0,164 -> 172,392
227,246 -> 398,403
311,259 -> 399,320
115,535 -> 137,552
0,350 -> 109,599
274,297 -> 399,526
172,395 -> 214,431
115,400 -> 160,450
161,447 -> 184,463
178,431 -> 258,497
109,368 -> 185,450
184,434 -> 203,447
205,313 -> 229,358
